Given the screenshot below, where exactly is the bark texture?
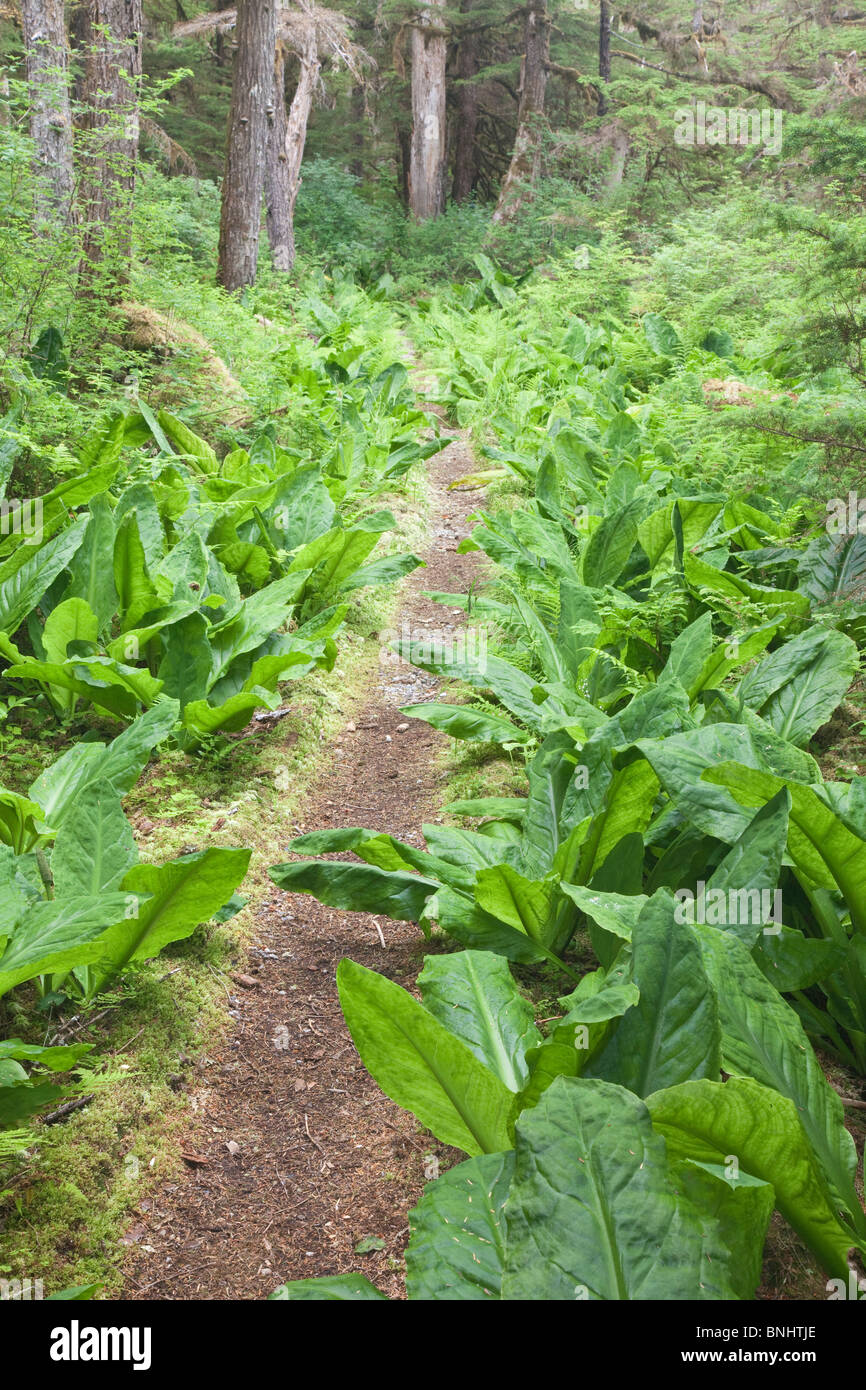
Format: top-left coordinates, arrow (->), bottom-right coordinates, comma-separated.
451,0 -> 479,203
492,0 -> 549,224
217,0 -> 277,292
409,0 -> 447,220
21,0 -> 75,224
265,29 -> 319,273
265,45 -> 292,270
77,0 -> 143,281
598,0 -> 612,115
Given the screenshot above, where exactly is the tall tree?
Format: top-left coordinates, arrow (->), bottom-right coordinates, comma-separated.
265,5 -> 320,272
265,40 -> 293,271
598,0 -> 611,115
452,0 -> 479,204
409,0 -> 447,219
177,5 -> 365,278
77,0 -> 143,285
217,0 -> 277,292
492,0 -> 549,224
21,0 -> 75,225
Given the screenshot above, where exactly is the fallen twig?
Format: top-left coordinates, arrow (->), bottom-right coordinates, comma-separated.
42,1094 -> 95,1126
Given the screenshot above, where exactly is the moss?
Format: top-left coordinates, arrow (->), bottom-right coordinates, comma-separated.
0,451 -> 433,1294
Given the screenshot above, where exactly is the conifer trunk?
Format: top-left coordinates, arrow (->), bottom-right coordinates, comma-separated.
21,0 -> 75,225
217,0 -> 277,292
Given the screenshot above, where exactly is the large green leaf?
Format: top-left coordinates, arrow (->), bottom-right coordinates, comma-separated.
336,958 -> 513,1156
672,1160 -> 774,1301
798,532 -> 866,603
51,782 -> 137,896
418,950 -> 540,1090
692,790 -> 790,945
502,1076 -> 743,1300
63,495 -> 117,635
269,1274 -> 386,1301
399,703 -> 530,745
584,892 -> 721,1096
269,858 -> 439,922
0,895 -> 131,995
90,847 -> 251,987
405,1151 -> 513,1300
0,519 -> 87,636
340,551 -> 424,592
737,627 -> 859,747
580,498 -> 645,588
30,700 -> 179,827
696,924 -> 864,1235
647,1077 -> 856,1278
704,762 -> 866,931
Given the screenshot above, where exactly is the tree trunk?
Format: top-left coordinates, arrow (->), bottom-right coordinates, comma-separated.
451,0 -> 479,203
598,0 -> 612,115
282,38 -> 319,260
491,0 -> 549,224
266,38 -> 320,274
265,45 -> 292,271
21,0 -> 75,225
409,0 -> 447,220
349,84 -> 365,179
77,0 -> 143,286
396,125 -> 411,207
217,0 -> 277,293
0,72 -> 11,128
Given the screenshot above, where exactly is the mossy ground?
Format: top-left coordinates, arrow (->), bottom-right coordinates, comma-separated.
0,464 -> 432,1297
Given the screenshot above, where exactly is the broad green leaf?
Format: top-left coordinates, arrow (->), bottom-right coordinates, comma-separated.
405,1152 -> 513,1300
696,790 -> 790,945
0,519 -> 87,636
90,847 -> 251,987
672,1160 -> 773,1301
30,700 -> 179,827
399,703 -> 529,744
0,895 -> 131,996
336,959 -> 513,1156
42,598 -> 98,664
63,496 -> 117,635
648,1078 -> 856,1278
269,858 -> 439,922
737,627 -> 859,747
643,312 -> 682,358
51,782 -> 137,896
269,1274 -> 386,1301
502,1076 -> 741,1300
5,656 -> 163,719
340,551 -> 424,591
580,497 -> 645,587
704,762 -> 866,931
696,924 -> 864,1234
418,950 -> 540,1090
585,893 -> 721,1096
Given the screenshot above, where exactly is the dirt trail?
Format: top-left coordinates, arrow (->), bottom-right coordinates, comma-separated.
123,424 -> 485,1300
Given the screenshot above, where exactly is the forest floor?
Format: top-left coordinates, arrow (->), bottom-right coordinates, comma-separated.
122,404 -> 485,1300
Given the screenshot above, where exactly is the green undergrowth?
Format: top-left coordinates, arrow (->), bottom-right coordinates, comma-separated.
0,395 -> 433,1293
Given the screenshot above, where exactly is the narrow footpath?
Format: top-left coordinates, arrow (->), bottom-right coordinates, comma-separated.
123,420 -> 486,1300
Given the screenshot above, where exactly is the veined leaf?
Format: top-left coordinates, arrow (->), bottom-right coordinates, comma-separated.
648,1078 -> 856,1278
502,1076 -> 744,1300
406,1151 -> 513,1300
337,958 -> 513,1156
418,950 -> 540,1090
